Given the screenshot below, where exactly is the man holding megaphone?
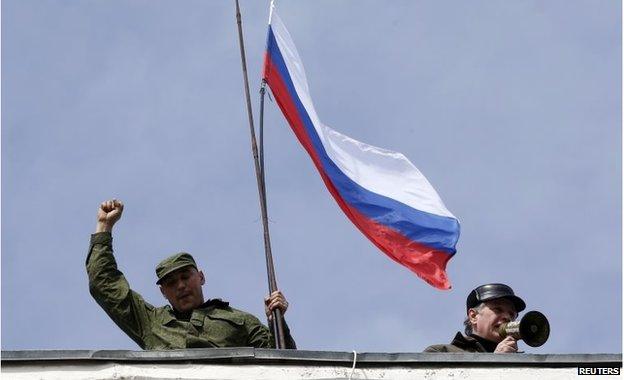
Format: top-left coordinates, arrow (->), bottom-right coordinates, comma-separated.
424,283 -> 549,353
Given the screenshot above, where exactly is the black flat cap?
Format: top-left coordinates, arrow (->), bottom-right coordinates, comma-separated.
466,283 -> 526,312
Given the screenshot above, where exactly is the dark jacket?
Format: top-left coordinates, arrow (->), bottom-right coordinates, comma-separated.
424,332 -> 493,353
87,232 -> 296,350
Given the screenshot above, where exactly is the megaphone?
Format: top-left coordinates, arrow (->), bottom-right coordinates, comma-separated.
499,310 -> 550,347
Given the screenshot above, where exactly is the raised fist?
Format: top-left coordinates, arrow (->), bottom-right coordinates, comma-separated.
96,199 -> 124,232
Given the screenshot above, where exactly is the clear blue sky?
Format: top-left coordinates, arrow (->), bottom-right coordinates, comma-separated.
2,0 -> 621,353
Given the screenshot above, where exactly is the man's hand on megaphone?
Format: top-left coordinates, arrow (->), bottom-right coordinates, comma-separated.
494,336 -> 518,353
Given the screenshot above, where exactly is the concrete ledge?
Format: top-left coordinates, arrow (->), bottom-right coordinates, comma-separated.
2,350 -> 622,380
2,349 -> 621,367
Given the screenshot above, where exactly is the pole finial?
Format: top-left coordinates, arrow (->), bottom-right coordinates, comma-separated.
268,0 -> 275,25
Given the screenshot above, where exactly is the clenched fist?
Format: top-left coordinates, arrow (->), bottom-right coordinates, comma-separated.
96,199 -> 124,233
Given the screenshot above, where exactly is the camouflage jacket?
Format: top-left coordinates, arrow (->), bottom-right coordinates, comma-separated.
423,332 -> 491,353
86,232 -> 296,350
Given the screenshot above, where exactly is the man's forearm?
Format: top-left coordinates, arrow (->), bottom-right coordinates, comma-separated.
95,222 -> 113,233
86,232 -> 149,348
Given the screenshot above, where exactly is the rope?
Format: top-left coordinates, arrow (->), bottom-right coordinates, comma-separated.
348,350 -> 357,379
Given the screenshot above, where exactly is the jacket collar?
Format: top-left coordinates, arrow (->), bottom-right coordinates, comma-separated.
164,298 -> 231,322
450,332 -> 490,353
203,298 -> 230,308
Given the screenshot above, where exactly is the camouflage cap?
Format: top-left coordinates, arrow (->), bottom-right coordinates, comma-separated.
155,252 -> 197,284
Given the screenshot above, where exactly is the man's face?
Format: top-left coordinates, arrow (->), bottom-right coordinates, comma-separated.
469,298 -> 518,342
159,266 -> 205,313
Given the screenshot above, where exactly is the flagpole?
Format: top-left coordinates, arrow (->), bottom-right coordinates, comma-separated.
259,81 -> 266,179
234,0 -> 286,349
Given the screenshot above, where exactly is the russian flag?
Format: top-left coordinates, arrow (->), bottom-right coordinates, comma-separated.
262,7 -> 460,289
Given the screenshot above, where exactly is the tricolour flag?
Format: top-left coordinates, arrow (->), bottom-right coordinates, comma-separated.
262,6 -> 460,289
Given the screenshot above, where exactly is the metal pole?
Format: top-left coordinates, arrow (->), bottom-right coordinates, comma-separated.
259,80 -> 267,180
234,0 -> 286,349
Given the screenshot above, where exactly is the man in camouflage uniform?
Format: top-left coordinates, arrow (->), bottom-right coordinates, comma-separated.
424,283 -> 525,353
87,199 -> 296,350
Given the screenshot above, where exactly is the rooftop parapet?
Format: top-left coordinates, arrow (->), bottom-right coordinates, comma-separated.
2,349 -> 622,379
